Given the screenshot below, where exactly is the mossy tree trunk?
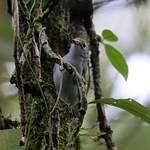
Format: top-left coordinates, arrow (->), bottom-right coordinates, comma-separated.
10,0 -> 90,149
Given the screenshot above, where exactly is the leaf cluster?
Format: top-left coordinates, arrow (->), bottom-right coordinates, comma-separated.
101,29 -> 128,80
95,29 -> 150,124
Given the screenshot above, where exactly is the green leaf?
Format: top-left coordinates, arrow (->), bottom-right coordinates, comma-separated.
104,44 -> 128,80
102,29 -> 118,41
89,98 -> 150,124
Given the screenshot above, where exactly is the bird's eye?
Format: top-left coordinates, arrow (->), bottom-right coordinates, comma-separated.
80,43 -> 86,49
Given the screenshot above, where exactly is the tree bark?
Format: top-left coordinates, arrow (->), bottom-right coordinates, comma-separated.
10,0 -> 89,149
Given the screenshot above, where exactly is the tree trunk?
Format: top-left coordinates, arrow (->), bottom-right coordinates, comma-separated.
10,0 -> 90,149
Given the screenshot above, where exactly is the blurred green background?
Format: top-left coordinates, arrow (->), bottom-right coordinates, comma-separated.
1,0 -> 150,150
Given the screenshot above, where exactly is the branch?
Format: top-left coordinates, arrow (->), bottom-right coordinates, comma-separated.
90,33 -> 116,150
85,19 -> 117,150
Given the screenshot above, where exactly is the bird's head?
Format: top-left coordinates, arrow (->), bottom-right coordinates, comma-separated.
71,38 -> 89,58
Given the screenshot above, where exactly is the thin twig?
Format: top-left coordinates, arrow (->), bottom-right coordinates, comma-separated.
50,58 -> 63,115
85,13 -> 117,149
89,30 -> 116,150
29,0 -> 36,19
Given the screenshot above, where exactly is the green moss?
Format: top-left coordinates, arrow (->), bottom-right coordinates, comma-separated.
25,98 -> 47,150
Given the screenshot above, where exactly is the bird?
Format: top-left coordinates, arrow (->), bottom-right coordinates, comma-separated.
53,38 -> 89,115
